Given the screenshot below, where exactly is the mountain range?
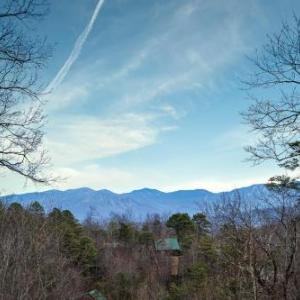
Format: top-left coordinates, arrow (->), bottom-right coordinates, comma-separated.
1,184 -> 270,221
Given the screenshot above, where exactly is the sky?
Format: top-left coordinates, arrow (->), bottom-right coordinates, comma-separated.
1,0 -> 300,195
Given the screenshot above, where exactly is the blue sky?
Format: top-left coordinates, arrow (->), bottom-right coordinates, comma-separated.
2,0 -> 300,194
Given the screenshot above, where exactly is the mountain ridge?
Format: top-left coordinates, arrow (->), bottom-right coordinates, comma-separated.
1,184 -> 268,221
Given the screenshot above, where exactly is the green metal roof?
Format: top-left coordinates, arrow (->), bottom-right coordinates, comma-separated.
87,289 -> 107,300
154,238 -> 181,251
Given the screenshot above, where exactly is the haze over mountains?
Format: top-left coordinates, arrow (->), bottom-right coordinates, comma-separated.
2,184 -> 269,221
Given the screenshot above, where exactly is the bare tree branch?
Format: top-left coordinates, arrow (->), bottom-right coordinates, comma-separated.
0,0 -> 53,184
243,15 -> 300,170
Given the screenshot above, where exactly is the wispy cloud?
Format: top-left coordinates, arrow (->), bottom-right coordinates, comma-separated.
46,83 -> 89,111
46,112 -> 174,165
43,0 -> 253,176
212,126 -> 257,153
46,0 -> 250,112
159,177 -> 269,193
54,165 -> 135,191
45,0 -> 105,93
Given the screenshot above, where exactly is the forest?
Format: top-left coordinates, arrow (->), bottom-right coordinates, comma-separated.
0,175 -> 299,299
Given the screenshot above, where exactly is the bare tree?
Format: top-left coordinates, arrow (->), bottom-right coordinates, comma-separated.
213,177 -> 300,300
0,0 -> 51,183
0,203 -> 84,299
243,15 -> 300,170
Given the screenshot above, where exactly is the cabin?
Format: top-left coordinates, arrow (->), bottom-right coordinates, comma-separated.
154,237 -> 182,276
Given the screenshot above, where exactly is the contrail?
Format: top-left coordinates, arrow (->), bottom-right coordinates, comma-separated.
45,0 -> 105,93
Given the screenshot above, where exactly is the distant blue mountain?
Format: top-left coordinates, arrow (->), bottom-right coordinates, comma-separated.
1,184 -> 270,221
